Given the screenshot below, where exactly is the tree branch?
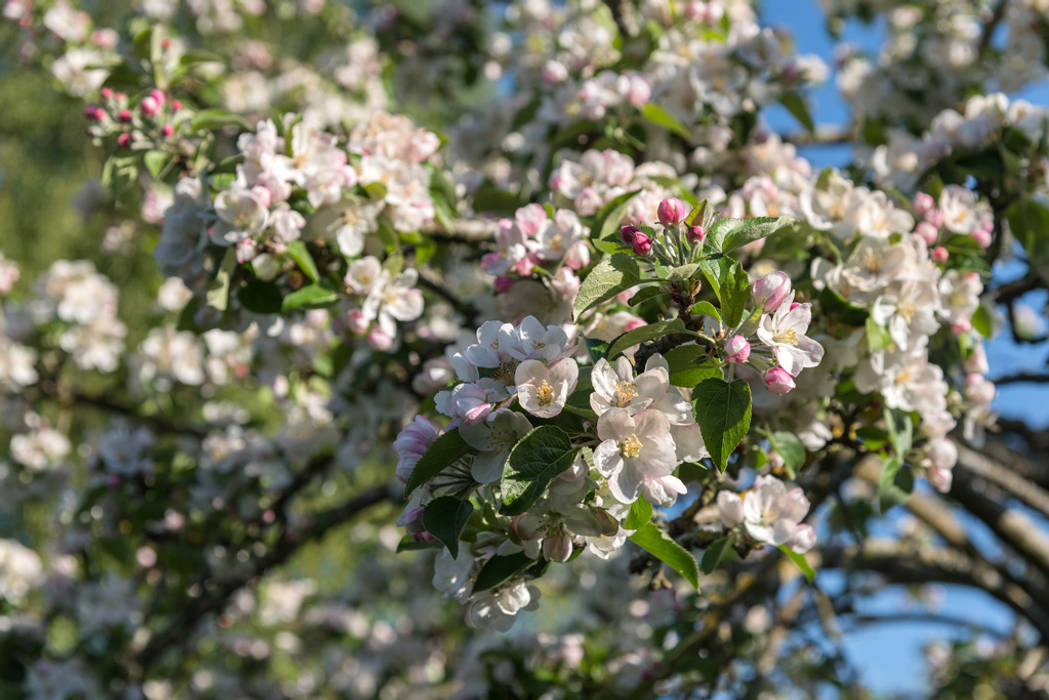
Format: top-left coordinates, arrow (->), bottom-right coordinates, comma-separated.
133,482 -> 397,673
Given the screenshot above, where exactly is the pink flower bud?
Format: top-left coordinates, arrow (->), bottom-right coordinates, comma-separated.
724,335 -> 750,363
493,276 -> 513,293
345,309 -> 369,334
162,124 -> 174,137
931,246 -> 948,263
83,104 -> 99,119
915,221 -> 938,245
149,88 -> 166,105
686,224 -> 704,243
764,367 -> 795,395
171,99 -> 182,111
913,192 -> 935,217
951,319 -> 971,334
924,208 -> 944,229
751,271 -> 792,312
564,239 -> 590,270
235,238 -> 257,263
972,228 -> 991,248
368,325 -> 394,351
542,59 -> 568,84
630,231 -> 652,255
115,92 -> 127,101
657,197 -> 688,227
117,132 -> 132,148
619,225 -> 640,245
480,252 -> 503,275
625,318 -> 646,331
515,256 -> 535,276
118,109 -> 132,122
250,185 -> 272,209
140,95 -> 160,117
100,87 -> 113,100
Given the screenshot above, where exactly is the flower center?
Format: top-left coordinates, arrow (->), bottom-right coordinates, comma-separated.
894,368 -> 911,385
620,433 -> 643,458
774,329 -> 799,345
614,380 -> 638,407
536,378 -> 554,405
897,300 -> 916,321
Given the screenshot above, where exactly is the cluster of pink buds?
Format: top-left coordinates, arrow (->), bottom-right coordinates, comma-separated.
84,87 -> 183,149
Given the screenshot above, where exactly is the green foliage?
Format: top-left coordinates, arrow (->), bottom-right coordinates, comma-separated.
691,378 -> 752,471
422,497 -> 474,558
500,426 -> 578,515
406,429 -> 473,496
629,522 -> 700,590
573,253 -> 644,319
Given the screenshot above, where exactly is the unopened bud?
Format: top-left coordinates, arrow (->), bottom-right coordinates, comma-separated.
751,271 -> 792,312
724,335 -> 751,364
764,367 -> 795,395
657,197 -> 688,227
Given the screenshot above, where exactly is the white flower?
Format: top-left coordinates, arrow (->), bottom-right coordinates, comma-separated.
212,183 -> 269,246
871,278 -> 941,351
738,475 -> 814,551
506,316 -> 572,363
362,268 -> 424,337
309,197 -> 383,258
344,256 -> 383,295
756,295 -> 824,376
0,538 -> 44,604
459,410 -> 532,482
10,428 -> 70,471
467,581 -> 540,632
433,546 -> 473,602
593,408 -> 680,504
589,355 -> 667,416
515,359 -> 579,418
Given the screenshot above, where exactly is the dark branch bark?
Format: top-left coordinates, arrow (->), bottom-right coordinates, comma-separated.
134,482 -> 397,673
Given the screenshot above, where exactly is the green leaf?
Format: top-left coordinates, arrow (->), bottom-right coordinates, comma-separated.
706,216 -> 793,254
692,378 -> 752,471
865,317 -> 893,351
593,188 -> 642,243
281,284 -> 338,312
780,91 -> 814,132
700,535 -> 733,574
1006,197 -> 1049,283
573,253 -> 642,319
406,429 -> 473,496
971,305 -> 993,339
286,240 -> 320,282
473,552 -> 531,592
629,522 -> 700,590
640,102 -> 692,140
500,426 -> 578,515
422,497 -> 474,558
666,262 -> 701,282
691,301 -> 721,322
606,318 -> 685,359
623,498 -> 653,530
396,535 -> 442,552
699,256 -> 750,327
189,109 -> 251,131
664,345 -> 720,388
237,279 -> 283,314
770,431 -> 805,479
143,150 -> 170,179
884,407 -> 913,458
778,544 -> 815,582
877,456 -> 905,512
205,249 -> 236,312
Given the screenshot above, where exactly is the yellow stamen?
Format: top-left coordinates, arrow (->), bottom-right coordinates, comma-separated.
620,434 -> 643,458
536,378 -> 554,405
774,329 -> 799,345
615,380 -> 639,407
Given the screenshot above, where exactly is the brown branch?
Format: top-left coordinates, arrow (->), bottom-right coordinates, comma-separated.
421,218 -> 497,244
993,371 -> 1049,385
134,482 -> 397,673
956,442 -> 1049,520
818,540 -> 1049,641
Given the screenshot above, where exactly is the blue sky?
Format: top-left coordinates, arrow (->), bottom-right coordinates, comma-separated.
759,1 -> 1049,694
